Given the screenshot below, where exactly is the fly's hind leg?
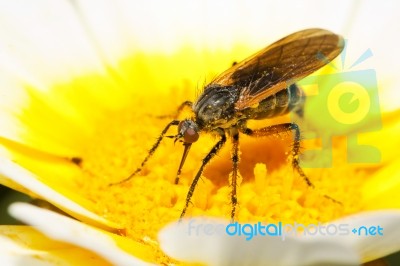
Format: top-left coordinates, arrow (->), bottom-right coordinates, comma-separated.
240,122 -> 340,204
240,123 -> 313,186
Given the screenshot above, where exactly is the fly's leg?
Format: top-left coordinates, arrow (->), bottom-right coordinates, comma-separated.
119,100 -> 191,184
157,101 -> 193,119
230,129 -> 240,222
69,103 -> 191,169
180,130 -> 227,220
240,123 -> 341,204
240,123 -> 313,186
109,120 -> 180,186
176,101 -> 193,117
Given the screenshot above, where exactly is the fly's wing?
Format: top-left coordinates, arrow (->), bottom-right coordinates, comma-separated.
209,28 -> 344,110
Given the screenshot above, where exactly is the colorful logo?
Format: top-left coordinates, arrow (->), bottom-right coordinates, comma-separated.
291,42 -> 381,167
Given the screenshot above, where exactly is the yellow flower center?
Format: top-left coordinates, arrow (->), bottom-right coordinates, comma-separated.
15,48 -> 394,264
68,53 -> 366,264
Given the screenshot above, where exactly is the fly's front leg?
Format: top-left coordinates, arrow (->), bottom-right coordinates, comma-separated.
180,130 -> 227,220
109,120 -> 180,186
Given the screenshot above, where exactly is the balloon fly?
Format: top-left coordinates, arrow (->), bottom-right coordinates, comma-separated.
112,28 -> 345,220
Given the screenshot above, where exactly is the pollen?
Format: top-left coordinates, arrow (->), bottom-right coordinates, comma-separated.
70,90 -> 365,263
15,50 -> 394,264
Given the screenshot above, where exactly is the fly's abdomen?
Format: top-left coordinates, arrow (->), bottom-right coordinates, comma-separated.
287,83 -> 306,114
243,83 -> 305,120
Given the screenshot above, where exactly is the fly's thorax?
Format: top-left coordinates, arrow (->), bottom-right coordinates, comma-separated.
193,84 -> 241,130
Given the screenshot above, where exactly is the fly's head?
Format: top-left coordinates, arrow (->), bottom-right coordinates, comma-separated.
173,119 -> 200,180
175,119 -> 200,145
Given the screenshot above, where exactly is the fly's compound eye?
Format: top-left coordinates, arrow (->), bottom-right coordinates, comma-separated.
178,120 -> 199,143
183,127 -> 199,143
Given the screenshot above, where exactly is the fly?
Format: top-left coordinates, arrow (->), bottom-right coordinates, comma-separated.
111,28 -> 344,220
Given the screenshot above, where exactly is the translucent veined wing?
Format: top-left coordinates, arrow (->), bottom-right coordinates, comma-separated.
208,28 -> 344,110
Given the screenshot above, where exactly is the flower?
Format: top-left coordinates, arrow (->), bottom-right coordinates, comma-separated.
0,0 -> 400,265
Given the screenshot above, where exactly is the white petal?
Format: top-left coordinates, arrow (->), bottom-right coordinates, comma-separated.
159,217 -> 360,266
0,235 -> 51,266
9,203 -> 152,266
0,0 -> 398,110
115,0 -> 353,53
0,0 -> 107,86
159,212 -> 400,265
0,0 -> 356,78
328,210 -> 400,262
0,159 -> 121,232
0,226 -> 118,265
341,1 -> 400,111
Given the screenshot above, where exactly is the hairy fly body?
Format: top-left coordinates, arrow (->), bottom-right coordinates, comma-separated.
111,28 -> 344,220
